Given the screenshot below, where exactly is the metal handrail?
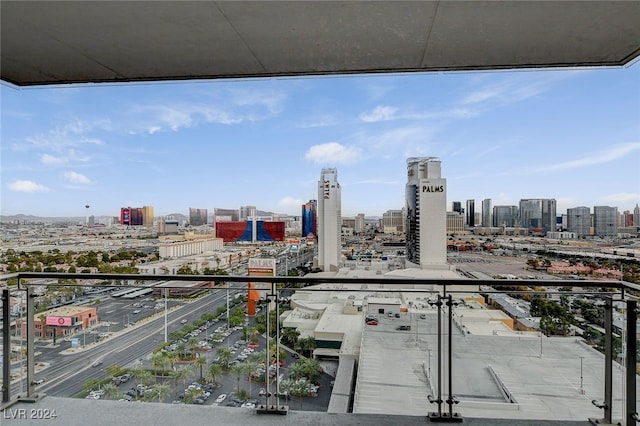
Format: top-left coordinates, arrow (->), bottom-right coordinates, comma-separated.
1,271 -> 637,422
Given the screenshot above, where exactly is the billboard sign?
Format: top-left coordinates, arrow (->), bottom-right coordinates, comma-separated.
46,316 -> 72,326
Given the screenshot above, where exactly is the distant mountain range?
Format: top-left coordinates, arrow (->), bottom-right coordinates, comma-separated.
1,210 -> 283,224
1,214 -> 88,223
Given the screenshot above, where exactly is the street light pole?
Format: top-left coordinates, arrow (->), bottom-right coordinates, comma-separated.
164,288 -> 168,343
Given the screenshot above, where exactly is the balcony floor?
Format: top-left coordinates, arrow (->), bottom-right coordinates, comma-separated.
0,396 -> 595,425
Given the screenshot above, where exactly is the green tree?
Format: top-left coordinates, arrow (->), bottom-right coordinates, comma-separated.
281,328 -> 300,347
83,378 -> 101,392
295,336 -> 317,357
105,364 -> 123,378
130,365 -> 145,388
174,365 -> 194,394
230,363 -> 244,394
241,360 -> 258,397
150,351 -> 169,375
101,383 -> 123,400
206,363 -> 223,385
195,355 -> 207,380
217,347 -> 232,369
153,383 -> 172,403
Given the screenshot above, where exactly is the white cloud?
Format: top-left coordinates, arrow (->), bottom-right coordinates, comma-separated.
296,115 -> 339,128
8,180 -> 50,192
63,171 -> 91,185
304,142 -> 361,164
458,71 -> 583,109
228,87 -> 286,114
360,106 -> 398,123
540,142 -> 640,172
41,154 -> 68,165
18,118 -> 106,152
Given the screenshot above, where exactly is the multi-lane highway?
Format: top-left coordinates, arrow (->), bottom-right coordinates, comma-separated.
11,248 -> 315,398
20,287 -> 241,397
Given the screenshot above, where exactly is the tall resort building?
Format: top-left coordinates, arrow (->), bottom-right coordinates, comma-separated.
302,200 -> 317,239
405,157 -> 447,267
466,199 -> 475,227
142,206 -> 154,227
519,198 -> 556,234
482,199 -> 492,227
189,208 -> 208,226
317,168 -> 341,272
594,206 -> 618,236
493,205 -> 518,227
567,206 -> 591,237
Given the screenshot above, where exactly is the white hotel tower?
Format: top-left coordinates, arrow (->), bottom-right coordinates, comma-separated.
405,157 -> 447,267
317,168 -> 341,272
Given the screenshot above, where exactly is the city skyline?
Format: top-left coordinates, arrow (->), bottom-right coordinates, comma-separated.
2,65 -> 639,218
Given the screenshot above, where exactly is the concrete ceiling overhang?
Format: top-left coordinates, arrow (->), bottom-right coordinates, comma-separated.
1,1 -> 640,87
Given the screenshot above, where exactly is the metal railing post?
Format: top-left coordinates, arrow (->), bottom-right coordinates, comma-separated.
257,282 -> 287,415
26,285 -> 35,398
2,288 -> 10,403
427,295 -> 444,419
590,297 -> 615,424
626,299 -> 637,425
445,295 -> 461,421
604,297 -> 613,424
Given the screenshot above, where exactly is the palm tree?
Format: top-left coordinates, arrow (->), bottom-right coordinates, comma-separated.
176,342 -> 188,360
295,336 -> 317,357
175,365 -> 194,394
206,363 -> 222,386
241,360 -> 258,398
154,383 -> 172,403
169,370 -> 181,396
230,363 -> 244,394
150,351 -> 169,376
217,347 -> 232,369
105,364 -> 122,378
288,361 -> 307,380
281,327 -> 300,347
101,383 -> 123,400
138,370 -> 154,387
187,336 -> 200,356
167,351 -> 179,370
195,355 -> 207,380
130,365 -> 145,388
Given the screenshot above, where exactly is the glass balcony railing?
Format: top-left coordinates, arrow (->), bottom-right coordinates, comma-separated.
0,272 -> 638,425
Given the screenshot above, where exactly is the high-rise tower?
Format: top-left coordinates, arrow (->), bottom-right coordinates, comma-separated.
317,168 -> 341,272
567,206 -> 591,237
466,199 -> 475,227
594,206 -> 618,236
482,199 -> 492,227
405,157 -> 447,267
519,199 -> 556,234
302,200 -> 317,239
189,208 -> 208,226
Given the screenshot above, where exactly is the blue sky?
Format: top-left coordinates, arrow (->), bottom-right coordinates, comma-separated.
2,65 -> 639,218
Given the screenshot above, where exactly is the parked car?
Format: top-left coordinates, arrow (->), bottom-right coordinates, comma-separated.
215,394 -> 227,404
397,325 -> 411,331
366,320 -> 378,326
